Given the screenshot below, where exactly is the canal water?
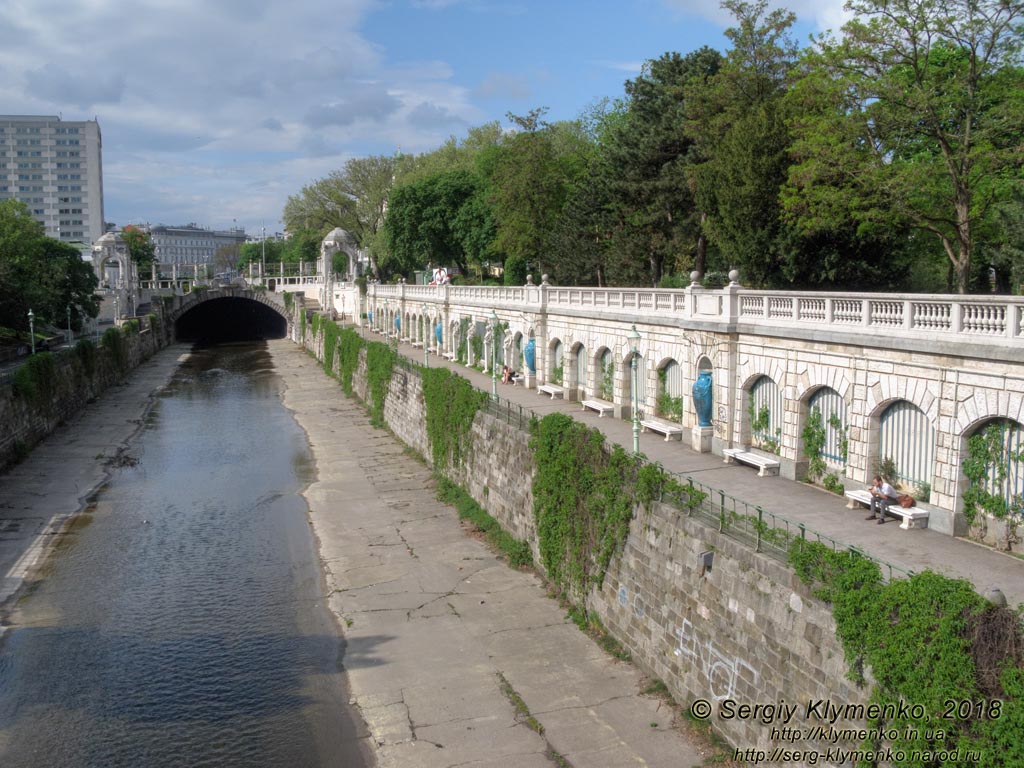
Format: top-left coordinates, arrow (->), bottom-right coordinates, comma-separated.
0,342 -> 370,767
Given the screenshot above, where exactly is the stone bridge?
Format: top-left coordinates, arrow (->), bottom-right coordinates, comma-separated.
362,277 -> 1024,540
165,287 -> 291,341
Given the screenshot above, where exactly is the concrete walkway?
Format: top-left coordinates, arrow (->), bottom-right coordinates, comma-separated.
275,341 -> 708,767
380,332 -> 1024,608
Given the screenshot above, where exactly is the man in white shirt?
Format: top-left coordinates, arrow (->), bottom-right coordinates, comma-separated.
867,475 -> 899,524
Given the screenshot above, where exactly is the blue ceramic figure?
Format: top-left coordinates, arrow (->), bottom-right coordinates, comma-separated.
524,337 -> 536,374
692,369 -> 713,427
435,322 -> 443,344
394,315 -> 401,331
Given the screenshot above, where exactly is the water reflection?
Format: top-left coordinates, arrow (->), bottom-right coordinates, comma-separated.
0,342 -> 370,768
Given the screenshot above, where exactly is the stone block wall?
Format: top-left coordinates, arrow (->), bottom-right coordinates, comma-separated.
0,323 -> 171,469
299,323 -> 870,754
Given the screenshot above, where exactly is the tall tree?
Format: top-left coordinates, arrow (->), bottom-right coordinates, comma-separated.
121,225 -> 156,271
612,48 -> 722,284
687,0 -> 800,287
784,0 -> 1024,293
0,200 -> 97,333
488,110 -> 590,278
383,169 -> 492,278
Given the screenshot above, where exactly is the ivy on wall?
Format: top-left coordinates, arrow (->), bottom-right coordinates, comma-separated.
530,413 -> 703,597
364,342 -> 395,427
790,540 -> 1024,765
421,367 -> 487,471
101,327 -> 127,372
322,320 -> 341,378
74,339 -> 96,379
657,367 -> 683,422
12,352 -> 56,410
962,423 -> 1024,531
336,328 -> 362,395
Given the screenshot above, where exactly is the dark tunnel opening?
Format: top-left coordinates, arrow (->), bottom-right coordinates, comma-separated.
175,297 -> 288,343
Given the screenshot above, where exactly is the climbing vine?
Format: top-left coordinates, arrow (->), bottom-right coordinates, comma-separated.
364,342 -> 395,427
421,367 -> 487,471
457,318 -> 471,364
283,291 -> 294,312
322,320 -> 341,377
789,539 -> 1024,765
530,413 -> 703,597
657,368 -> 683,421
748,400 -> 780,453
12,352 -> 56,410
600,355 -> 614,400
961,422 -> 1024,529
336,328 -> 363,395
101,327 -> 128,372
802,407 -> 827,480
74,339 -> 97,379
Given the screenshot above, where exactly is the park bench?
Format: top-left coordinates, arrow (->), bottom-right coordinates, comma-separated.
442,351 -> 456,361
537,383 -> 564,399
722,447 -> 781,477
844,489 -> 930,530
581,398 -> 614,417
411,341 -> 422,348
640,418 -> 685,442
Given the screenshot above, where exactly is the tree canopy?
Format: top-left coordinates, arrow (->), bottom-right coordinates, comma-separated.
277,0 -> 1024,294
0,199 -> 98,334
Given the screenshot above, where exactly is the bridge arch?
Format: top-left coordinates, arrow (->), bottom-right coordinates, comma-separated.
171,289 -> 290,342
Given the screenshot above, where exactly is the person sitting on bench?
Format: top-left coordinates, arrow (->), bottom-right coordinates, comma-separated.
867,475 -> 899,524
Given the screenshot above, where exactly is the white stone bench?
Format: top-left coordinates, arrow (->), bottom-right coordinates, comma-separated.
845,490 -> 930,530
640,418 -> 684,441
722,447 -> 780,477
581,398 -> 614,417
537,383 -> 564,399
411,341 -> 423,348
442,351 -> 456,361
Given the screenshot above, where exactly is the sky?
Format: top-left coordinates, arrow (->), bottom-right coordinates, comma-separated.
0,0 -> 850,237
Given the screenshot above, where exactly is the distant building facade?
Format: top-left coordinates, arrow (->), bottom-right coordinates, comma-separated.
0,115 -> 105,245
147,223 -> 247,265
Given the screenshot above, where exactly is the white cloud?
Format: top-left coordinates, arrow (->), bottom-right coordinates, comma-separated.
659,0 -> 851,34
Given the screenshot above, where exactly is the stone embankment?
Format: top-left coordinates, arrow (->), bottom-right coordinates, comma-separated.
294,320 -> 871,760
0,317 -> 173,469
275,340 -> 708,767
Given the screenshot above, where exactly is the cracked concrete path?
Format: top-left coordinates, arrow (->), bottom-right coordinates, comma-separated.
272,340 -> 705,768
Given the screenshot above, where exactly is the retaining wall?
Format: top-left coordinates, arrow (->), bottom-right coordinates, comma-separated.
299,321 -> 869,755
0,322 -> 172,469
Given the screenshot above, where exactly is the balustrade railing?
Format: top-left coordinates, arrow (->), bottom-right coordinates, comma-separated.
366,283 -> 1023,349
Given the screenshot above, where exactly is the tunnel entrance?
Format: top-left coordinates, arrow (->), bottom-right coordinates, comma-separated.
175,296 -> 288,343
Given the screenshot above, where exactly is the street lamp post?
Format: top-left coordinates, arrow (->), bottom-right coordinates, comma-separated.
422,304 -> 429,367
628,324 -> 641,455
114,295 -> 120,324
28,309 -> 35,355
67,305 -> 72,345
490,309 -> 499,401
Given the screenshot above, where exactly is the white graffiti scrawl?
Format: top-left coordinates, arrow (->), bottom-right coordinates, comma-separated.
674,618 -> 758,701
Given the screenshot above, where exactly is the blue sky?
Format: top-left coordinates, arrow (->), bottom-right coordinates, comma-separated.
0,0 -> 848,238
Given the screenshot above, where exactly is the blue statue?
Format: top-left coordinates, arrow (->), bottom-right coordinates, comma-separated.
524,337 -> 536,374
692,369 -> 713,427
435,321 -> 443,344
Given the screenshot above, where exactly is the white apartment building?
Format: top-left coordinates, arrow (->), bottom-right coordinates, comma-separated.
147,223 -> 247,266
0,115 -> 104,245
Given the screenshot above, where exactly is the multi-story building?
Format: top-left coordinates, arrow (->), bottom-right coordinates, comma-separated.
0,115 -> 104,245
146,223 -> 247,266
